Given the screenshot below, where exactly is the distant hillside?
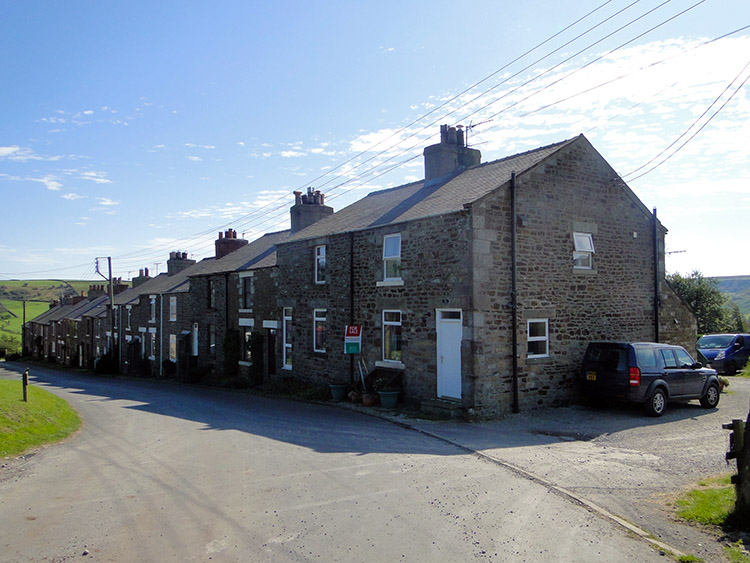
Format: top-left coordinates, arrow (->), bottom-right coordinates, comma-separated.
0,280 -> 127,355
0,280 -> 94,303
713,275 -> 750,319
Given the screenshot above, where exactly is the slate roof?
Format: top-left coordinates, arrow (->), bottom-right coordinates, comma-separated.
288,136 -> 579,242
187,229 -> 291,280
28,296 -> 109,325
110,230 -> 291,303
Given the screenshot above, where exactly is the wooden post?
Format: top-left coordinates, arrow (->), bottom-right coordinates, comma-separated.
725,406 -> 750,519
22,368 -> 29,402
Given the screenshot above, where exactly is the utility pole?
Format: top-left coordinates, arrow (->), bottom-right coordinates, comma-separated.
96,257 -> 116,355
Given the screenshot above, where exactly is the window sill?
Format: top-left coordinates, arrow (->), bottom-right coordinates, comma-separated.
527,355 -> 550,363
376,279 -> 404,288
376,360 -> 405,369
238,361 -> 252,367
573,268 -> 597,276
239,308 -> 253,314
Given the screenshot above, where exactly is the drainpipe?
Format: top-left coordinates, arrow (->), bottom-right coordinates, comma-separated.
349,232 -> 355,386
159,294 -> 164,376
510,172 -> 520,414
652,208 -> 660,342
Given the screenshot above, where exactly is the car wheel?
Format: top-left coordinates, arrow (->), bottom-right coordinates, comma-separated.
645,388 -> 667,417
700,383 -> 720,408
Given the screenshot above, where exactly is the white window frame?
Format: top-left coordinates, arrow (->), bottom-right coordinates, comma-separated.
242,326 -> 254,364
126,306 -> 132,330
148,328 -> 157,360
239,272 -> 254,312
527,318 -> 549,358
314,245 -> 327,285
149,295 -> 157,323
573,232 -> 595,270
382,309 -> 403,363
313,308 -> 327,353
383,233 -> 402,281
169,334 -> 177,362
169,296 -> 177,322
283,307 -> 293,369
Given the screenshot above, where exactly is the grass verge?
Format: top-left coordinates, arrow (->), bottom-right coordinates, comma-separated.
675,474 -> 750,563
0,379 -> 81,458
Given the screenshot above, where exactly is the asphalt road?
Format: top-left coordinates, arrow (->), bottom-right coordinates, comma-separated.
0,363 -> 673,563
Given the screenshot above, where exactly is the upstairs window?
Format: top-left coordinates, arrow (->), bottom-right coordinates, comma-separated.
573,232 -> 595,270
149,296 -> 157,323
314,245 -> 327,284
383,234 -> 401,281
208,280 -> 217,309
169,296 -> 177,322
241,275 -> 254,310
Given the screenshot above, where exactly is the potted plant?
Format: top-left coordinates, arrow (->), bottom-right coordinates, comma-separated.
371,371 -> 402,409
329,382 -> 349,402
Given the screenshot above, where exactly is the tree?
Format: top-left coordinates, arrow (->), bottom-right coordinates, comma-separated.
667,270 -> 734,334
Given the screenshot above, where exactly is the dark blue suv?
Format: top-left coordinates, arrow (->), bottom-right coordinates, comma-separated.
580,342 -> 721,417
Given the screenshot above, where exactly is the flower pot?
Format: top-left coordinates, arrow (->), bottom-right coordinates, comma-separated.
329,384 -> 349,402
378,390 -> 400,409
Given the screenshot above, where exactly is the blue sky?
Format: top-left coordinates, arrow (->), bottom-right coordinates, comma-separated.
1,0 -> 748,280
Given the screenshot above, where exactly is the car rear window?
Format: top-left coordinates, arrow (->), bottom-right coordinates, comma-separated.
585,345 -> 627,371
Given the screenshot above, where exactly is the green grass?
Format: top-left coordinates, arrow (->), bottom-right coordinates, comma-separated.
0,379 -> 81,458
676,475 -> 735,525
675,475 -> 750,563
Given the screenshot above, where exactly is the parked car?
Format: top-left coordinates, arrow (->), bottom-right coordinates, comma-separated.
697,333 -> 750,375
580,342 -> 721,417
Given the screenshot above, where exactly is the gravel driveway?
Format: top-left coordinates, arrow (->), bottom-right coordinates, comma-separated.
393,377 -> 750,562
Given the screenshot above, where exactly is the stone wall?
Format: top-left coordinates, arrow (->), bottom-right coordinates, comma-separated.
470,138 -> 679,416
276,212 -> 473,405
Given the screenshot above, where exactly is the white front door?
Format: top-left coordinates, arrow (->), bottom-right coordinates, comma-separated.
436,309 -> 462,399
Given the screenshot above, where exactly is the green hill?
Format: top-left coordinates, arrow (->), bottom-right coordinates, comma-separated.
0,280 -> 105,355
713,276 -> 750,320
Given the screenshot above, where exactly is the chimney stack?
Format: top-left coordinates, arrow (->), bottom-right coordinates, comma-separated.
423,124 -> 481,183
290,187 -> 334,234
132,268 -> 151,289
167,250 -> 197,276
215,229 -> 248,259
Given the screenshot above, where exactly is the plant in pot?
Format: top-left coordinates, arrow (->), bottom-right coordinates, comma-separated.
371,371 -> 402,409
329,381 -> 349,402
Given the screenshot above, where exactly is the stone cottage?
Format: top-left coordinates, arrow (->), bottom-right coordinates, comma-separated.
273,126 -> 695,417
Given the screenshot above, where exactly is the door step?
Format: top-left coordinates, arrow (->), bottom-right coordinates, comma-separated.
420,398 -> 464,419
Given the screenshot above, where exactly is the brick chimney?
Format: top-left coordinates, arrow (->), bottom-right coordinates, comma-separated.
167,251 -> 197,276
290,187 -> 333,234
132,268 -> 151,288
423,124 -> 481,183
215,229 -> 248,259
88,284 -> 106,299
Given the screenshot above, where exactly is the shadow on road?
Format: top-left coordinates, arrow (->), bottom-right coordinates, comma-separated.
0,361 -> 724,457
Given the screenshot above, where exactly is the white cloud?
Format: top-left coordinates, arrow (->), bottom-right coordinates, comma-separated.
187,155 -> 202,162
78,171 -> 112,184
281,150 -> 305,158
62,193 -> 86,200
35,175 -> 63,191
96,197 -> 119,206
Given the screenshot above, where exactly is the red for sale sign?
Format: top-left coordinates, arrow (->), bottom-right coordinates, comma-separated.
345,325 -> 362,353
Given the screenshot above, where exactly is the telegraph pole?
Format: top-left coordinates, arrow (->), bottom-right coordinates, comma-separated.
96,257 -> 116,354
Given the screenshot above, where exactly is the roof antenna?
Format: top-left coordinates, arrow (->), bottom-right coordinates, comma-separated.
465,119 -> 493,147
